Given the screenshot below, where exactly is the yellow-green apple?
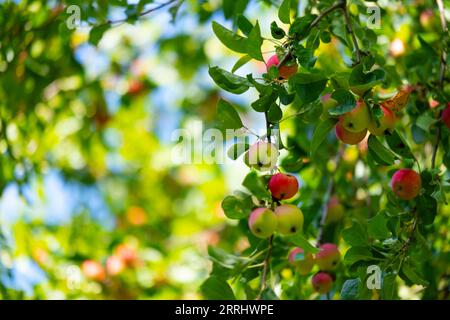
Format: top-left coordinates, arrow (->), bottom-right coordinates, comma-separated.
248,207 -> 277,238
288,247 -> 315,275
268,173 -> 299,200
442,103 -> 450,129
312,272 -> 333,294
315,243 -> 341,271
391,169 -> 421,200
325,196 -> 344,224
335,120 -> 367,145
275,204 -> 304,235
266,54 -> 298,79
340,100 -> 370,133
367,106 -> 396,136
244,141 -> 279,171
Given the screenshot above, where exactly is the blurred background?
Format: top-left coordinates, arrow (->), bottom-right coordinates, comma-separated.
0,0 -> 448,299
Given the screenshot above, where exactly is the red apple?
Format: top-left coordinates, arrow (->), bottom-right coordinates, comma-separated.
82,260 -> 105,281
268,173 -> 299,200
312,272 -> 333,294
288,247 -> 315,275
266,54 -> 298,79
335,120 -> 367,145
391,169 -> 421,200
442,103 -> 450,129
315,243 -> 341,271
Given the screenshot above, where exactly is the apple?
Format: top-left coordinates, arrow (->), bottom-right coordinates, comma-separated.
335,120 -> 367,145
340,100 -> 370,133
106,255 -> 125,276
320,93 -> 339,120
288,247 -> 315,275
248,207 -> 277,238
442,103 -> 450,129
244,141 -> 279,171
391,168 -> 421,200
315,243 -> 341,271
275,204 -> 304,235
390,38 -> 405,57
82,260 -> 106,281
268,173 -> 299,200
127,79 -> 145,96
115,244 -> 138,267
266,54 -> 298,79
325,196 -> 344,224
420,9 -> 435,30
367,106 -> 396,136
312,272 -> 333,294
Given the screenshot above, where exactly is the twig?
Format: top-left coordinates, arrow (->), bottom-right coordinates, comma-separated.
316,145 -> 344,244
432,0 -> 448,169
256,235 -> 274,299
340,0 -> 362,65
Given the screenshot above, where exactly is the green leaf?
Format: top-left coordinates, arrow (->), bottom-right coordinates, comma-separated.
367,135 -> 396,166
278,0 -> 291,24
342,221 -> 368,246
270,21 -> 286,39
89,23 -> 110,45
232,55 -> 252,73
402,262 -> 429,286
368,213 -> 389,239
242,171 -> 271,199
200,276 -> 236,300
289,15 -> 316,38
261,287 -> 280,300
221,194 -> 251,219
289,73 -> 328,104
310,118 -> 337,156
217,99 -> 244,130
385,130 -> 415,159
293,45 -> 317,69
267,103 -> 283,122
286,233 -> 320,254
212,21 -> 248,53
341,278 -> 360,300
279,85 -> 295,105
349,64 -> 386,96
328,89 -> 356,116
227,143 -> 250,160
251,89 -> 278,112
381,273 -> 397,300
237,15 -> 253,36
344,246 -> 373,266
247,21 -> 264,61
209,66 -> 251,94
417,195 -> 437,225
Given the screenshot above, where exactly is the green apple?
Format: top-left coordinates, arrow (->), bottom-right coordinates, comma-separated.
248,207 -> 277,238
340,100 -> 370,133
244,141 -> 279,172
275,204 -> 303,235
288,247 -> 315,275
315,243 -> 341,271
325,196 -> 344,224
367,106 -> 396,136
320,93 -> 339,120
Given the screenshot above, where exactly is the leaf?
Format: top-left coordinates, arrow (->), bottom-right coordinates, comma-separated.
278,0 -> 291,24
349,64 -> 386,96
289,73 -> 328,104
286,233 -> 320,254
385,130 -> 415,159
261,287 -> 280,300
344,246 -> 373,266
341,278 -> 360,300
367,135 -> 396,166
237,15 -> 253,36
402,262 -> 429,286
368,213 -> 389,239
251,89 -> 278,112
227,143 -> 250,160
89,23 -> 110,45
289,14 -> 316,39
293,45 -> 317,69
342,221 -> 368,246
381,273 -> 397,300
310,118 -> 337,156
267,103 -> 282,122
270,21 -> 286,40
221,194 -> 251,219
200,276 -> 236,300
246,21 -> 264,61
279,85 -> 295,105
417,195 -> 437,225
242,171 -> 271,199
209,66 -> 251,94
329,89 -> 357,116
212,21 -> 248,53
217,99 -> 244,130
232,55 -> 252,73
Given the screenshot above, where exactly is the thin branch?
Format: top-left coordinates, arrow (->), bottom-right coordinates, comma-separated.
340,0 -> 362,65
102,0 -> 179,26
316,145 -> 345,244
257,235 -> 274,299
432,0 -> 448,169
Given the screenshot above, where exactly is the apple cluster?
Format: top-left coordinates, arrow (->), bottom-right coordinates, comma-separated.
288,243 -> 341,294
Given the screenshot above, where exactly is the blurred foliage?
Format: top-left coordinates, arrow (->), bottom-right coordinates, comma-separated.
0,0 -> 449,300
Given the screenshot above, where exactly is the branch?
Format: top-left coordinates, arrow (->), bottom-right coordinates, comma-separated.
103,0 -> 179,26
257,235 -> 274,299
340,0 -> 362,65
432,0 -> 447,169
316,145 -> 344,244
